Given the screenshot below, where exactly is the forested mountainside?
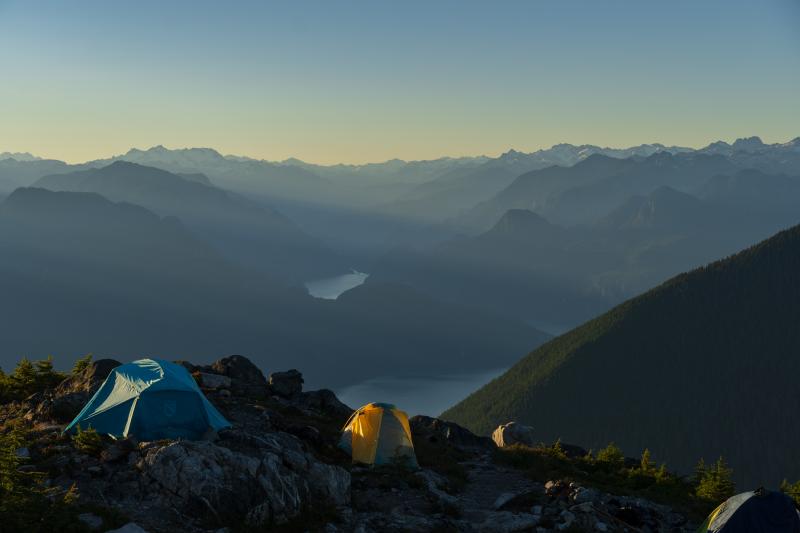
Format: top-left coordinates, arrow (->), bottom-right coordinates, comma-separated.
443,223 -> 800,488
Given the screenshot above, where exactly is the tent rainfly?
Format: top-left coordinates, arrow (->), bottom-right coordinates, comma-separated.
698,488 -> 800,533
339,402 -> 417,468
64,358 -> 231,441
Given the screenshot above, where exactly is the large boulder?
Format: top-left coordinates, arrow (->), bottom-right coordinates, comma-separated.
411,415 -> 495,452
492,422 -> 536,448
51,358 -> 121,421
294,388 -> 353,422
137,432 -> 350,527
268,369 -> 304,398
211,355 -> 268,399
197,372 -> 232,390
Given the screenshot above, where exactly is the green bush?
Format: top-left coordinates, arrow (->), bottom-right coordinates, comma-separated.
780,479 -> 800,506
11,357 -> 38,397
72,354 -> 93,376
0,429 -> 65,531
694,457 -> 735,502
0,356 -> 67,402
1,426 -> 127,532
639,448 -> 655,474
73,426 -> 105,457
596,442 -> 625,470
0,428 -> 28,494
34,356 -> 65,391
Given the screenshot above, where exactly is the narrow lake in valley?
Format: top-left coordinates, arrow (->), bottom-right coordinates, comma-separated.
305,270 -> 369,299
334,367 -> 508,417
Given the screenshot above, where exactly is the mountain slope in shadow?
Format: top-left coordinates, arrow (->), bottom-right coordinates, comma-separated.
443,222 -> 800,487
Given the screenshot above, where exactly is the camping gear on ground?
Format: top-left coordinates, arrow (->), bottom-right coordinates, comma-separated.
339,402 -> 417,468
698,488 -> 800,533
64,358 -> 231,440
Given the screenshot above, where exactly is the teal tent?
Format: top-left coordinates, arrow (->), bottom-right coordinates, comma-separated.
64,358 -> 231,440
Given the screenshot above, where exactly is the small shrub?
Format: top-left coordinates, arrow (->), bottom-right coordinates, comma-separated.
73,426 -> 105,457
11,357 -> 38,397
695,457 -> 735,502
34,355 -> 65,391
0,356 -> 67,401
550,439 -> 568,460
780,479 -> 800,506
72,354 -> 93,376
639,448 -> 656,474
596,442 -> 624,470
495,442 -> 717,522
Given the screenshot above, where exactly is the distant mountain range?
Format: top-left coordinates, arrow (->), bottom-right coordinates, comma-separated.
4,136 -> 796,209
3,135 -> 799,328
378,143 -> 695,223
452,151 -> 747,231
370,172 -> 800,327
443,222 -> 800,488
0,151 -> 41,162
369,145 -> 800,327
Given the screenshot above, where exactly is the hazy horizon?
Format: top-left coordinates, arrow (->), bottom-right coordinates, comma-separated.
3,134 -> 799,167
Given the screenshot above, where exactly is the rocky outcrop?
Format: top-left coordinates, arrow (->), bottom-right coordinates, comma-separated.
292,388 -> 353,421
210,354 -> 269,399
196,372 -> 231,390
492,421 -> 536,448
268,369 -> 304,397
137,434 -> 350,527
534,479 -> 690,531
411,415 -> 495,452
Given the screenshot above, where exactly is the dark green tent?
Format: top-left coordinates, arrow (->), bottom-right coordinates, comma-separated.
698,489 -> 800,533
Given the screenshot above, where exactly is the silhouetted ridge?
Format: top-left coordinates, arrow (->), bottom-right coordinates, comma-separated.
34,162 -> 347,283
2,186 -> 152,219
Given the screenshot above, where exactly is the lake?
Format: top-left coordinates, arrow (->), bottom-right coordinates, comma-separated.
334,367 -> 507,417
305,270 -> 369,299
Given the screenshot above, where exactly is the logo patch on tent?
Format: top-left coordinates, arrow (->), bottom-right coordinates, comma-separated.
163,400 -> 177,418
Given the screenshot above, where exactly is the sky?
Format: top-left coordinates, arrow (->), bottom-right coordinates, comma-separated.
1,0 -> 799,164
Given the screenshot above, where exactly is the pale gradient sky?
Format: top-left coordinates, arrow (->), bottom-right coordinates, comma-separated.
1,0 -> 799,164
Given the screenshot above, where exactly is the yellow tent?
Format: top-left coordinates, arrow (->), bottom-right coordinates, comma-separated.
339,403 -> 418,468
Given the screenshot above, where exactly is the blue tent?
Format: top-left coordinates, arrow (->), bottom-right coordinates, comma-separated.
64,358 -> 231,440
